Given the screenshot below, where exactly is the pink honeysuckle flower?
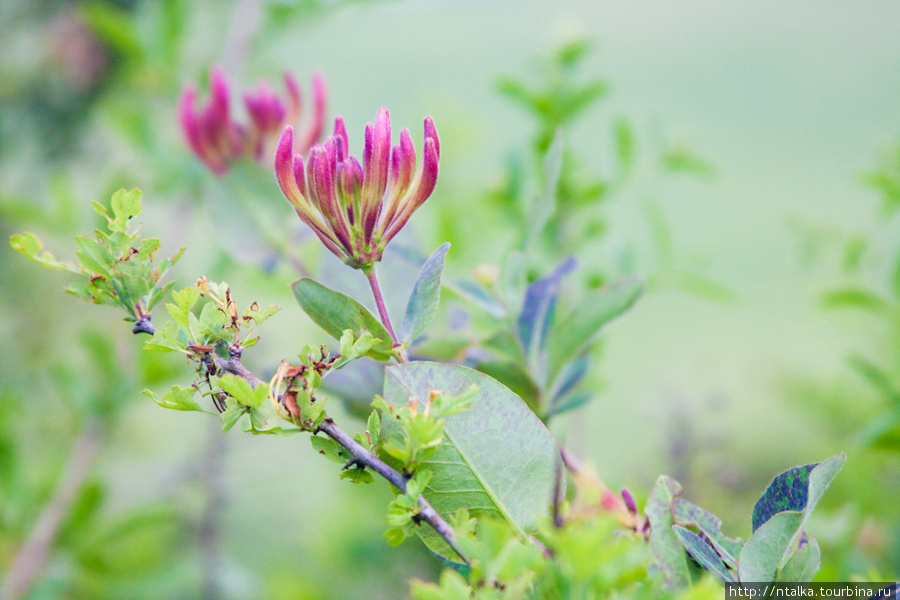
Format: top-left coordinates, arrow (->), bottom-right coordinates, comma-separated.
275,107 -> 440,270
180,67 -> 326,176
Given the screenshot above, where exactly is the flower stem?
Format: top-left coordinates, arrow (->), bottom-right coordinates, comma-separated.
363,266 -> 408,362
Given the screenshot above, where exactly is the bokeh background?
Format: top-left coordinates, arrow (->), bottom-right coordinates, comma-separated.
2,1 -> 900,598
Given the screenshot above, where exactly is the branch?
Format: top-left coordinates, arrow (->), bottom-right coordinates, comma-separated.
317,419 -> 468,564
0,421 -> 104,600
139,323 -> 467,564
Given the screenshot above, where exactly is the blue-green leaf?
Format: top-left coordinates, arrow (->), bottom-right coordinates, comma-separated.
672,526 -> 735,584
399,243 -> 450,343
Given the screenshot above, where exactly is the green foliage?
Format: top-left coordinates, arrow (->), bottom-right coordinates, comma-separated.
380,362 -> 560,560
651,454 -> 845,586
400,243 -> 451,344
291,277 -> 395,361
9,189 -> 183,323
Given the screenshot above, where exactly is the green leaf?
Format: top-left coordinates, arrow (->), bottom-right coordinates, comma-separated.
546,390 -> 592,418
218,374 -> 267,409
143,386 -> 202,412
740,454 -> 845,583
545,275 -> 644,379
9,232 -> 78,272
310,435 -> 351,465
340,467 -> 374,484
475,361 -> 540,410
399,242 -> 450,343
645,476 -> 693,589
382,362 -> 559,561
108,188 -> 143,231
220,400 -> 246,432
820,288 -> 890,313
738,511 -> 805,583
673,499 -> 744,568
74,236 -> 113,277
775,537 -> 820,583
518,258 -> 577,370
525,129 -> 563,247
291,278 -> 394,361
751,454 -> 844,532
672,526 -> 735,584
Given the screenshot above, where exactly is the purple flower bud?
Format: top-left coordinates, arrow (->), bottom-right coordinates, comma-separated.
621,488 -> 638,515
179,67 -> 327,176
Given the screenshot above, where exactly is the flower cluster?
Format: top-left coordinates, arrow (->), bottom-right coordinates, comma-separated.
180,67 -> 326,176
275,107 -> 440,269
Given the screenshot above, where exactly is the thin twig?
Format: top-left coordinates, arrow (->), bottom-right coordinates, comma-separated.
0,421 -> 105,600
317,419 -> 468,564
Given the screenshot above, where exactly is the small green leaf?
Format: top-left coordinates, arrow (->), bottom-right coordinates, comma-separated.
109,188 -> 143,232
291,278 -> 394,361
775,538 -> 820,583
340,467 -> 374,484
672,526 -> 735,584
143,386 -> 202,412
218,374 -> 267,408
310,435 -> 351,464
399,242 -> 450,343
546,390 -> 592,417
673,499 -> 744,568
9,232 -> 78,272
143,320 -> 185,353
645,476 -> 693,589
820,288 -> 890,313
545,275 -> 644,379
220,400 -> 246,432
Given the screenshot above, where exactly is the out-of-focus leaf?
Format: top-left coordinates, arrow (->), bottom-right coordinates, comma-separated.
399,243 -> 450,343
820,288 -> 890,313
447,279 -> 506,319
518,257 -> 577,369
546,390 -> 592,417
475,360 -> 540,410
526,130 -> 564,247
291,278 -> 394,361
847,354 -> 900,406
545,275 -> 644,379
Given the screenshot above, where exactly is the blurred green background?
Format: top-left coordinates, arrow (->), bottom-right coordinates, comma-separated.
2,1 -> 900,598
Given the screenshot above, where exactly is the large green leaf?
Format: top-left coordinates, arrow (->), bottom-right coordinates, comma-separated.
399,243 -> 450,343
382,362 -> 560,560
545,275 -> 644,379
645,476 -> 693,590
291,278 -> 394,361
